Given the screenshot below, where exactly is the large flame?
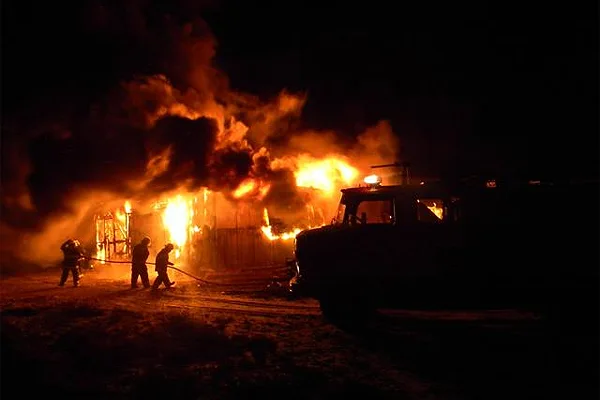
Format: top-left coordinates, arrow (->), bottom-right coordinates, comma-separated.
295,158 -> 358,194
232,178 -> 271,201
92,151 -> 361,265
260,208 -> 304,241
272,154 -> 359,196
161,195 -> 194,260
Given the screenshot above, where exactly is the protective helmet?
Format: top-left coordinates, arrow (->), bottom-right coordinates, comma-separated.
165,243 -> 174,251
141,236 -> 151,245
62,238 -> 75,249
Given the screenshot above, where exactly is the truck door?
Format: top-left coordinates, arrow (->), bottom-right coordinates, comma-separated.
387,196 -> 460,279
341,195 -> 396,276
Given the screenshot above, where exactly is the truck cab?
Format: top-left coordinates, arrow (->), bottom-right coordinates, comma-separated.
293,175 -> 599,325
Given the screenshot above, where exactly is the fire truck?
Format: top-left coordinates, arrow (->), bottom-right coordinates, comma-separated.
292,166 -> 599,326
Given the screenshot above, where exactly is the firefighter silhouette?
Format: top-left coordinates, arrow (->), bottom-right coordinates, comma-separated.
59,239 -> 84,287
131,236 -> 151,288
151,243 -> 175,289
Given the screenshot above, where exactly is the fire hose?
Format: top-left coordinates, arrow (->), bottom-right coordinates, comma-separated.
84,256 -> 292,287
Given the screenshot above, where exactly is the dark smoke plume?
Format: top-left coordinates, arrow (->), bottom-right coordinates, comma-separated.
144,116 -> 219,192
2,2 -> 222,229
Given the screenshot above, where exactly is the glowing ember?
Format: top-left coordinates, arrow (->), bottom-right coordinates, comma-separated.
124,201 -> 132,213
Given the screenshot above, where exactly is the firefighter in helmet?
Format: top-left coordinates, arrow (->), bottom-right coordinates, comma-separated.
131,236 -> 151,289
59,239 -> 85,287
151,243 -> 175,289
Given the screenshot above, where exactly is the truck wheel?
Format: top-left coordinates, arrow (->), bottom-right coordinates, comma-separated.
319,291 -> 375,330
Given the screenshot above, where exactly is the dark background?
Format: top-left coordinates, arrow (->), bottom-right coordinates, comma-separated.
2,0 -> 598,180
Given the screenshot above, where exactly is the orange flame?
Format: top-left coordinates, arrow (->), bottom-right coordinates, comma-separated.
161,195 -> 193,260
94,199 -> 133,263
428,203 -> 444,219
232,178 -> 271,201
95,245 -> 106,265
272,155 -> 359,196
260,208 -> 304,241
295,157 -> 358,193
233,179 -> 257,198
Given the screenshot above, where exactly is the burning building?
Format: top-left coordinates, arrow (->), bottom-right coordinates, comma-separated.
91,155 -> 362,274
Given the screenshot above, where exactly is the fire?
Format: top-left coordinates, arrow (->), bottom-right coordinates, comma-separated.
161,195 -> 193,259
260,208 -> 303,241
95,244 -> 106,265
203,188 -> 210,221
94,200 -> 132,264
232,178 -> 271,201
428,203 -> 444,220
77,56 -> 398,272
233,179 -> 257,198
255,155 -> 360,241
272,155 -> 359,195
295,156 -> 358,194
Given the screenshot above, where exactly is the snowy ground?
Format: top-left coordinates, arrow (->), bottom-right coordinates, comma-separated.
1,266 -> 597,399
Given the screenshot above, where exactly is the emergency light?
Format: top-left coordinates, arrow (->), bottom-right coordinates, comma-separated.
364,174 -> 382,187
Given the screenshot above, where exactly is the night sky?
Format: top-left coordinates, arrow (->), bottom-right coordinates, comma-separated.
207,2 -> 599,179
1,0 -> 598,221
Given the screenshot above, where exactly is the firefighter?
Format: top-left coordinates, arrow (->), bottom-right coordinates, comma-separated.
151,243 -> 176,289
59,239 -> 84,287
131,236 -> 151,289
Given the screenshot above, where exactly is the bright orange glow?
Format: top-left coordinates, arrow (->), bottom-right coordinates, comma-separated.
233,179 -> 257,198
258,184 -> 271,199
85,72 -> 397,266
271,155 -> 359,195
428,202 -> 444,220
363,174 -> 382,185
161,195 -> 193,259
232,178 -> 271,200
260,208 -> 304,241
418,199 -> 444,220
95,245 -> 106,264
115,209 -> 126,225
